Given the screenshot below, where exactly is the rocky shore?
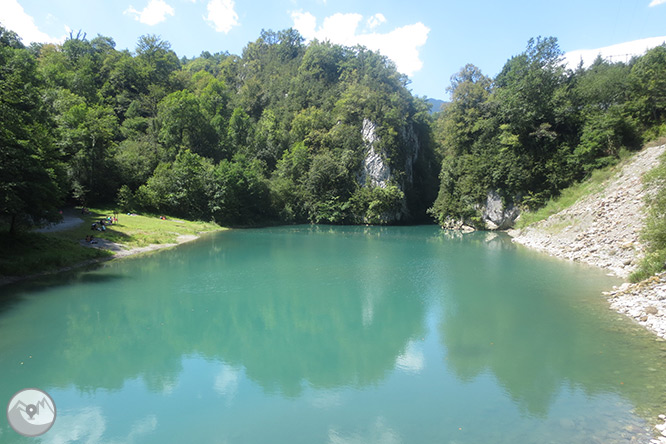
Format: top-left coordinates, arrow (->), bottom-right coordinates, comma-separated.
509,144 -> 665,280
509,144 -> 666,339
508,144 -> 666,443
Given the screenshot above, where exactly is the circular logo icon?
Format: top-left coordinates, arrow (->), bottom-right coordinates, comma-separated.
6,388 -> 56,437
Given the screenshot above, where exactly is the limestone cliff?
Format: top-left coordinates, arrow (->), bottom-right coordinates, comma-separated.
359,118 -> 437,223
360,119 -> 391,189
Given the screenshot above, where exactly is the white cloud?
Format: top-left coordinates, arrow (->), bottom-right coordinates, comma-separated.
204,0 -> 239,33
0,0 -> 65,44
395,340 -> 425,374
328,417 -> 401,444
41,406 -> 106,444
366,13 -> 386,30
291,11 -> 430,77
125,0 -> 175,26
564,36 -> 666,69
649,0 -> 666,6
214,364 -> 239,398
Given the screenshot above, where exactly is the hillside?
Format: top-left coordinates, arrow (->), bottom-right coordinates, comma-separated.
425,98 -> 446,114
509,144 -> 666,339
510,144 -> 665,278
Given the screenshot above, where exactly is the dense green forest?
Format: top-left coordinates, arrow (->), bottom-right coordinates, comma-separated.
1,25 -> 665,233
430,37 -> 666,228
0,25 -> 438,233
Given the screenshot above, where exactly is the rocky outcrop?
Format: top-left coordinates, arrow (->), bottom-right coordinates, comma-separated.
437,191 -> 520,231
360,119 -> 391,189
605,273 -> 666,339
359,118 -> 431,222
479,190 -> 520,230
508,144 -> 666,440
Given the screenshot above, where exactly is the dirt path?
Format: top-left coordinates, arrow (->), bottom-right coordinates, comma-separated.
35,210 -> 84,233
87,234 -> 199,258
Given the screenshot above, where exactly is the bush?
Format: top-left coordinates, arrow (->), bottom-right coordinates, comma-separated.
632,151 -> 666,281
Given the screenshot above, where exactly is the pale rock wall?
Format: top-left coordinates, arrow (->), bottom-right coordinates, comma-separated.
360,119 -> 391,188
480,190 -> 521,230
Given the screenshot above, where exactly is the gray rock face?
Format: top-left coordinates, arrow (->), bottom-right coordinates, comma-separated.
480,190 -> 521,230
360,119 -> 391,189
358,118 -> 429,223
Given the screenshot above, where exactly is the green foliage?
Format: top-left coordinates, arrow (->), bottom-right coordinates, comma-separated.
430,37 -> 663,226
208,156 -> 272,225
156,90 -> 219,159
115,184 -> 135,213
632,152 -> 666,281
0,231 -> 110,276
305,152 -> 348,222
349,185 -> 405,224
137,149 -> 213,220
630,45 -> 666,127
515,160 -> 621,228
0,31 -> 65,234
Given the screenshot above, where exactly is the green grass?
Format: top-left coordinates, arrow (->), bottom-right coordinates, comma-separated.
57,208 -> 223,248
629,145 -> 666,282
0,208 -> 225,278
515,157 -> 628,229
0,231 -> 112,277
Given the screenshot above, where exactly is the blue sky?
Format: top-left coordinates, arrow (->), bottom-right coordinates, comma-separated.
2,0 -> 666,99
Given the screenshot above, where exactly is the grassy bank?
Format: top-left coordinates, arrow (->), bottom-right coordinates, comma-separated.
57,208 -> 222,247
515,151 -> 632,229
0,231 -> 112,277
631,148 -> 666,282
0,208 -> 224,278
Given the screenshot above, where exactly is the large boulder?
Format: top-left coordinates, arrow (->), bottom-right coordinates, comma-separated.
480,190 -> 520,230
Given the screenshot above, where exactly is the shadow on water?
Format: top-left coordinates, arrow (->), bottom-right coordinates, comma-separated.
0,262 -> 125,314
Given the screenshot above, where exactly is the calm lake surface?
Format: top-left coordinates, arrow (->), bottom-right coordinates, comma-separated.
1,225 -> 666,443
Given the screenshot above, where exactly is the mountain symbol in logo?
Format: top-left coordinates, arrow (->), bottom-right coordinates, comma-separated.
12,397 -> 55,419
6,389 -> 56,437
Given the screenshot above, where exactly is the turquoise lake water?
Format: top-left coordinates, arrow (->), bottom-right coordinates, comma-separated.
1,225 -> 666,443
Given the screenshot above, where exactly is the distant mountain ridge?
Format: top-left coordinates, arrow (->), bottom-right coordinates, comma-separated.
426,98 -> 447,114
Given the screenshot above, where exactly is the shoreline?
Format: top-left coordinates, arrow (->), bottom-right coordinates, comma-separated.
506,144 -> 666,443
508,144 -> 666,340
0,233 -> 205,288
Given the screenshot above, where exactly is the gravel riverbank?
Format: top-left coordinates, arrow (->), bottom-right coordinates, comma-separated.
509,144 -> 665,280
509,144 -> 666,340
508,144 -> 666,442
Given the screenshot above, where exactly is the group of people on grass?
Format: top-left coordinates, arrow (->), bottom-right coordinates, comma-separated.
85,214 -> 118,244
90,215 -> 118,232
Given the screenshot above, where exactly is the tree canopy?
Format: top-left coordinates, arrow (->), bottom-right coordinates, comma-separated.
1,25 -> 665,232
429,37 -> 663,227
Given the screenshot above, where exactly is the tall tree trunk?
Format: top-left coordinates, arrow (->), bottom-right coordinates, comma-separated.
9,213 -> 17,237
